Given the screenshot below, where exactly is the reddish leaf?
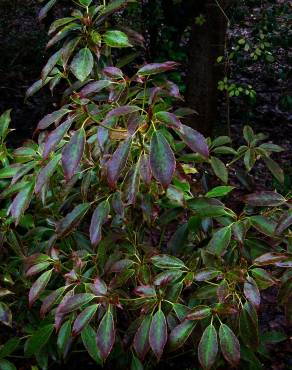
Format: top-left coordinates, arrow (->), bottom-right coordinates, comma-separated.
253,252 -> 288,266
43,117 -> 73,159
56,203 -> 90,237
155,111 -> 182,130
153,270 -> 183,286
179,124 -> 209,158
219,323 -> 240,367
37,108 -> 70,130
72,304 -> 98,337
89,277 -> 107,296
276,210 -> 292,234
198,324 -> 218,370
79,80 -> 112,97
244,276 -> 261,309
186,306 -> 212,321
150,131 -> 175,189
139,154 -> 152,185
106,105 -> 140,119
133,315 -> 152,360
239,303 -> 259,348
40,286 -> 66,318
243,191 -> 286,207
96,309 -> 115,361
62,128 -> 85,180
58,293 -> 95,314
103,66 -> 124,79
134,285 -> 156,298
193,269 -> 221,282
26,262 -> 51,277
89,200 -> 110,247
8,182 -> 34,225
107,137 -> 132,188
137,61 -> 179,76
29,269 -> 53,307
149,309 -> 167,360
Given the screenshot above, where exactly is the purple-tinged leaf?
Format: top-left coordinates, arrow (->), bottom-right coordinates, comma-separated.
58,293 -> 95,314
55,290 -> 74,331
151,254 -> 185,269
8,182 -> 34,225
253,252 -> 288,266
79,80 -> 112,97
133,315 -> 152,360
207,226 -> 231,256
137,61 -> 179,76
56,203 -> 90,237
43,117 -> 73,159
153,270 -> 183,286
125,163 -> 140,205
107,137 -> 132,188
110,259 -> 134,273
275,210 -> 292,235
168,320 -> 196,351
41,49 -> 61,81
134,285 -> 156,298
61,37 -> 81,68
155,111 -> 182,130
11,162 -> 35,185
62,128 -> 85,180
29,269 -> 53,307
244,191 -> 286,207
96,309 -> 115,361
103,66 -> 124,79
40,286 -> 66,318
35,154 -> 61,195
139,154 -> 152,185
26,262 -> 51,277
72,304 -> 98,337
89,200 -> 110,247
149,309 -> 167,360
250,215 -> 276,236
198,324 -> 218,370
219,323 -> 240,367
244,276 -> 261,309
106,105 -> 140,119
178,124 -> 209,158
186,306 -> 212,321
193,269 -> 221,282
37,108 -> 70,130
150,131 -> 176,189
89,277 -> 107,296
0,303 -> 12,327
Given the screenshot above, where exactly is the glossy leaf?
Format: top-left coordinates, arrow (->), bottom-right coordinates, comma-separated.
198,324 -> 218,370
56,203 -> 90,237
133,315 -> 152,360
244,191 -> 286,207
168,320 -> 196,351
70,48 -> 94,82
155,111 -> 182,129
103,30 -> 131,48
81,325 -> 102,364
58,293 -> 95,314
8,182 -> 34,225
38,0 -> 57,20
244,276 -> 261,309
62,128 -> 86,180
43,117 -> 73,159
207,226 -> 231,256
90,200 -> 110,247
37,108 -> 70,130
253,252 -> 288,266
187,306 -> 212,321
193,269 -> 221,282
79,80 -> 112,97
35,154 -> 61,194
137,61 -> 179,76
29,269 -> 53,307
40,286 -> 66,318
151,254 -> 185,269
149,309 -> 167,360
96,309 -> 115,361
210,156 -> 228,183
206,186 -> 235,198
25,324 -> 54,357
219,323 -> 240,367
179,124 -> 209,158
72,304 -> 98,336
150,131 -> 175,189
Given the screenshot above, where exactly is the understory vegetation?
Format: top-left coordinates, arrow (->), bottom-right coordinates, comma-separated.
0,0 -> 291,369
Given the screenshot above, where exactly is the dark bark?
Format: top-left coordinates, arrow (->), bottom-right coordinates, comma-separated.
185,0 -> 233,136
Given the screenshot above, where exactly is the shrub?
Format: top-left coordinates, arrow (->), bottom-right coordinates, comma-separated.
0,1 -> 291,369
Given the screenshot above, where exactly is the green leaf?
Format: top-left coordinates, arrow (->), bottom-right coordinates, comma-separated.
168,320 -> 196,351
25,324 -> 54,357
239,303 -> 259,348
243,125 -> 254,144
62,128 -> 86,180
89,200 -> 110,247
131,354 -> 143,370
0,165 -> 19,179
250,215 -> 276,236
210,156 -> 228,183
8,182 -> 34,225
96,309 -> 115,361
155,111 -> 182,129
0,338 -> 20,359
79,0 -> 92,6
41,49 -> 61,81
149,309 -> 167,360
56,203 -> 90,237
219,324 -> 240,367
58,293 -> 95,314
29,269 -> 53,307
263,156 -> 284,183
261,330 -> 287,344
150,131 -> 176,189
70,48 -> 94,82
244,276 -> 261,309
207,226 -> 231,256
72,304 -> 98,337
133,315 -> 152,360
151,254 -> 185,269
198,324 -> 218,370
103,30 -> 131,48
0,110 -> 11,141
35,154 -> 61,195
0,359 -> 17,370
81,325 -> 102,364
206,186 -> 235,198
276,209 -> 292,234
37,108 -> 70,130
186,306 -> 212,320
40,286 -> 66,318
38,0 -> 57,20
57,320 -> 71,353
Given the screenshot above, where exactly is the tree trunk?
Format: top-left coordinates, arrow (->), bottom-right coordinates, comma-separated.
185,0 -> 232,136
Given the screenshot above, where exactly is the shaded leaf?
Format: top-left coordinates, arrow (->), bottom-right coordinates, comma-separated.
179,124 -> 209,158
29,269 -> 53,307
96,309 -> 115,361
35,154 -> 61,195
8,182 -> 34,225
0,303 -> 12,327
244,276 -> 261,309
25,324 -> 54,356
81,325 -> 102,364
151,255 -> 185,269
168,320 -> 196,351
187,306 -> 212,321
219,323 -> 240,367
90,200 -> 110,247
137,61 -> 179,76
37,108 -> 70,130
244,191 -> 286,207
149,309 -> 167,360
43,117 -> 73,159
62,128 -> 86,180
133,315 -> 152,360
58,293 -> 95,314
56,203 -> 90,237
210,156 -> 228,183
72,304 -> 98,336
263,156 -> 284,183
207,226 -> 231,256
198,324 -> 218,370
